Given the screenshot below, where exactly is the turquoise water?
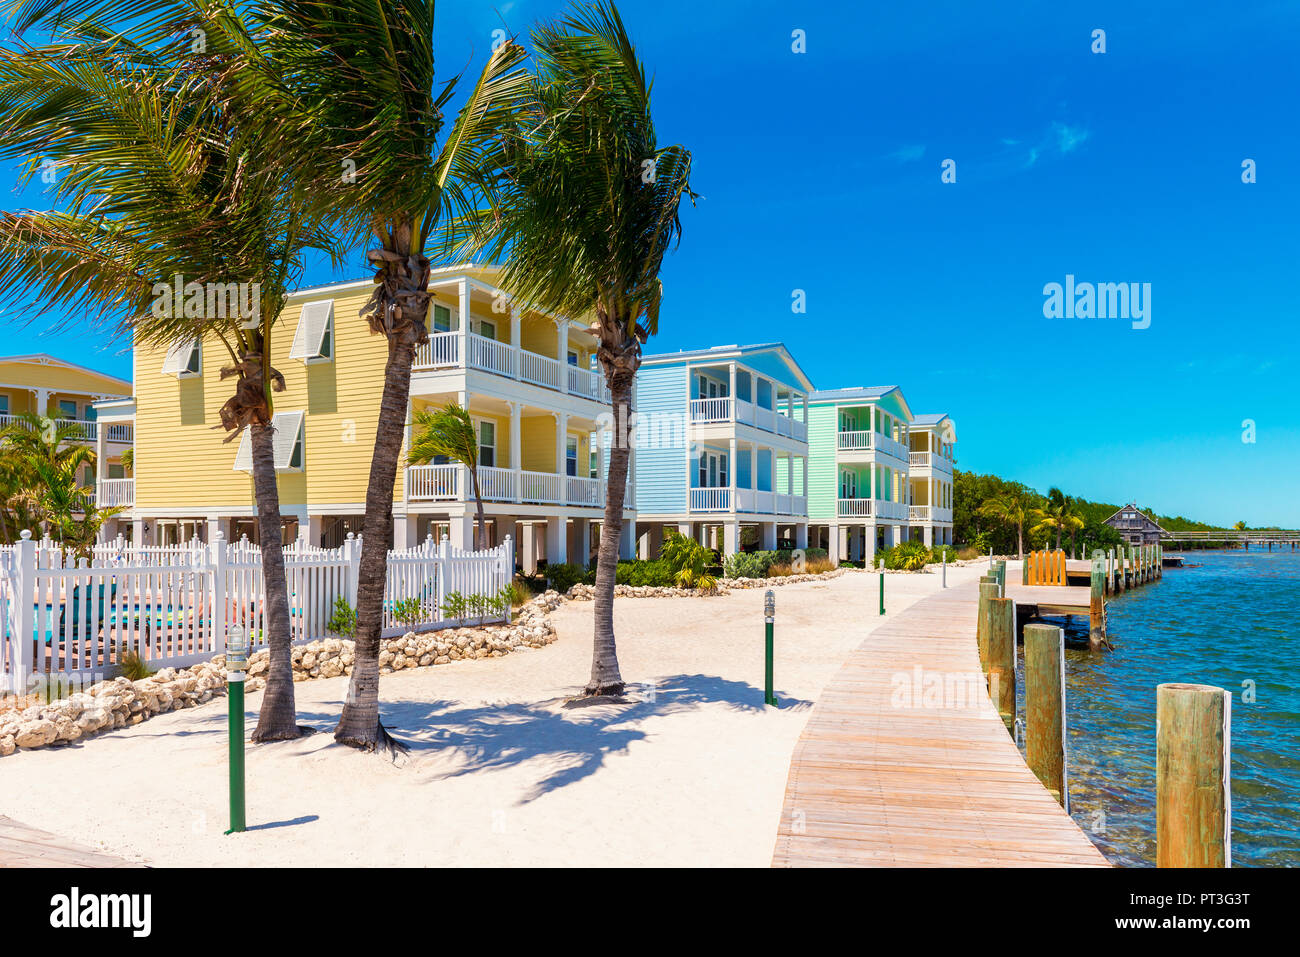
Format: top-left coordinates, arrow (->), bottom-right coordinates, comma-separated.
1043,550 -> 1300,867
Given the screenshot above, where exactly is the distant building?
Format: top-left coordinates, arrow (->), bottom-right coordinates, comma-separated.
1104,503 -> 1165,545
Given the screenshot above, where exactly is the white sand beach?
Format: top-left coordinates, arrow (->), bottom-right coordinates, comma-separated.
0,563 -> 986,867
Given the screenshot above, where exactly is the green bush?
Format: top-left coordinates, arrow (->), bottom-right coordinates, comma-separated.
543,562 -> 593,594
615,559 -> 677,587
723,547 -> 831,579
327,597 -> 357,638
880,540 -> 932,571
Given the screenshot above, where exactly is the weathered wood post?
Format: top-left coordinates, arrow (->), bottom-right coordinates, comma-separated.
1089,551 -> 1106,651
1157,683 -> 1231,868
977,579 -> 999,674
987,596 -> 1016,732
1107,547 -> 1116,593
1021,551 -> 1030,585
992,559 -> 1006,594
1025,622 -> 1068,808
1157,543 -> 1163,578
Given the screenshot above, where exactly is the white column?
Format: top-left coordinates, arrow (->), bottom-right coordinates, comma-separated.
557,318 -> 569,394
728,362 -> 737,419
866,525 -> 877,565
546,512 -> 568,565
393,513 -> 417,550
795,522 -> 808,549
33,387 -> 50,417
828,523 -> 841,564
576,517 -> 591,567
676,522 -> 692,539
723,521 -> 739,555
924,525 -> 933,547
457,277 -> 471,367
618,518 -> 636,560
728,436 -> 737,513
94,418 -> 107,504
554,412 -> 568,500
510,302 -> 521,349
520,522 -> 539,573
761,521 -> 777,550
509,401 -> 522,503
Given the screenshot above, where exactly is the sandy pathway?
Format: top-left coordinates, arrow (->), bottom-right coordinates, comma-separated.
0,563 -> 987,867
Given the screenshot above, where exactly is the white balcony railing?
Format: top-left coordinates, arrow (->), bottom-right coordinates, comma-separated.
838,430 -> 873,451
876,434 -> 909,462
689,397 -> 732,423
97,478 -> 134,507
0,414 -> 132,443
909,452 -> 930,468
909,450 -> 954,473
408,465 -> 620,509
876,500 -> 909,521
687,398 -> 807,442
908,504 -> 953,523
690,487 -> 730,512
838,498 -> 872,517
413,331 -> 611,403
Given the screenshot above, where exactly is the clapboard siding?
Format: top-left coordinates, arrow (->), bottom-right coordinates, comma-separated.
806,404 -> 839,519
632,364 -> 687,513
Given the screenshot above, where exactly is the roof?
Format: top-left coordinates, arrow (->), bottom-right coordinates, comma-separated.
809,385 -> 898,402
0,353 -> 132,391
642,342 -> 815,392
1104,503 -> 1166,531
911,413 -> 950,426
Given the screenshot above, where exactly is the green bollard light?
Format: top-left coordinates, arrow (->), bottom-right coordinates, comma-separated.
879,570 -> 885,615
225,626 -> 247,835
764,589 -> 776,707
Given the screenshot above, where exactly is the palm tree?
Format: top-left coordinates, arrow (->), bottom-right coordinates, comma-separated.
0,414 -> 95,535
226,1 -> 529,752
407,404 -> 487,549
0,10 -> 337,741
1029,487 -> 1084,551
465,1 -> 696,696
979,489 -> 1035,558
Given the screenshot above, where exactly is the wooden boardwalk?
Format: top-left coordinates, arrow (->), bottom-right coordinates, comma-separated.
771,580 -> 1108,867
0,816 -> 143,868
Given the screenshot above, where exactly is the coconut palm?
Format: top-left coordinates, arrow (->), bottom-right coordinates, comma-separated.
1029,487 -> 1085,551
197,0 -> 532,753
0,10 -> 337,740
0,413 -> 95,534
407,404 -> 487,550
464,0 -> 696,696
979,488 -> 1035,558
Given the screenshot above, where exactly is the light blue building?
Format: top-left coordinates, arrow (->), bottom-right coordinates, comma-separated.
630,343 -> 814,556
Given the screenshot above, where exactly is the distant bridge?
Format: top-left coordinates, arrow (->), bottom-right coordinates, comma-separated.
1162,530 -> 1300,545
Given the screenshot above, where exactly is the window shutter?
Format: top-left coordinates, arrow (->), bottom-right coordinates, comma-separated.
289,300 -> 334,361
161,337 -> 198,375
232,411 -> 305,472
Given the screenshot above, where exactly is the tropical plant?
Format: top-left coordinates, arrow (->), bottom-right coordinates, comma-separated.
327,597 -> 357,639
978,488 -> 1036,558
0,7 -> 339,741
466,1 -> 696,694
408,404 -> 486,549
390,597 -> 425,627
660,530 -> 717,591
120,448 -> 133,473
1029,487 -> 1086,551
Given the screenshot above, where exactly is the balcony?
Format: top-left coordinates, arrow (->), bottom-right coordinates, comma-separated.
406,464 -> 629,509
689,487 -> 807,515
908,450 -> 953,474
687,397 -> 808,442
97,478 -> 135,507
413,331 -> 611,403
837,430 -> 907,461
0,414 -> 133,444
838,498 -> 909,521
908,504 -> 953,523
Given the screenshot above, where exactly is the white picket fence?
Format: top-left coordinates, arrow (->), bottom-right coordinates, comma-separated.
0,530 -> 514,694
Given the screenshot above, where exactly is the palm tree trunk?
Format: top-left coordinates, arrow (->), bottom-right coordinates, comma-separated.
470,470 -> 488,550
1016,522 -> 1024,559
248,421 -> 301,742
588,374 -> 632,696
335,337 -> 415,751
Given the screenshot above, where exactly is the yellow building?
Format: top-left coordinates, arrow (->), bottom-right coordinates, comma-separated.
108,264 -> 635,566
0,353 -> 134,496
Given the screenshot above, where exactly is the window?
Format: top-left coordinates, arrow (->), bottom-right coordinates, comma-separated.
699,451 -> 727,488
0,394 -> 7,414
476,319 -> 496,340
161,337 -> 201,377
57,400 -> 78,419
432,303 -> 452,333
589,450 -> 598,479
82,465 -> 95,486
233,411 -> 306,472
566,437 -> 578,477
288,299 -> 334,363
477,421 -> 495,468
108,463 -> 125,479
840,470 -> 857,499
567,350 -> 579,367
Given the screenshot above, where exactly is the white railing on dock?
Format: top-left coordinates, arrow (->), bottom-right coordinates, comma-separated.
0,531 -> 513,694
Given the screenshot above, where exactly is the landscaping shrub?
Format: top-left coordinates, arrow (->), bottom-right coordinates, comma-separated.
659,531 -> 718,590
543,562 -> 593,594
880,540 -> 932,571
724,546 -> 831,579
327,596 -> 357,638
615,559 -> 677,587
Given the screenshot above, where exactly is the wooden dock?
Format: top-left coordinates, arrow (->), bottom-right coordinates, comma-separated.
771,580 -> 1108,867
0,815 -> 143,868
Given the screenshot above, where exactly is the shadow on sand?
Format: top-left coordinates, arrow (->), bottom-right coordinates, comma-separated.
296,672 -> 812,804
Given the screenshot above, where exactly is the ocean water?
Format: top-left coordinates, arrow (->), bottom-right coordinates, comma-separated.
1043,550 -> 1300,867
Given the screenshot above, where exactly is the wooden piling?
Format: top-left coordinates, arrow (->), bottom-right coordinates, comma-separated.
977,580 -> 999,674
1089,553 -> 1106,651
1117,545 -> 1127,592
1025,622 -> 1068,809
987,596 -> 1017,732
1156,683 -> 1231,868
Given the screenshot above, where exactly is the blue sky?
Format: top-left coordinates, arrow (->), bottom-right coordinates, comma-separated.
3,0 -> 1298,526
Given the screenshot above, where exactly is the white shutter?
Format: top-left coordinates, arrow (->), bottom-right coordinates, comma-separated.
289,300 -> 334,361
161,337 -> 198,375
232,411 -> 305,472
